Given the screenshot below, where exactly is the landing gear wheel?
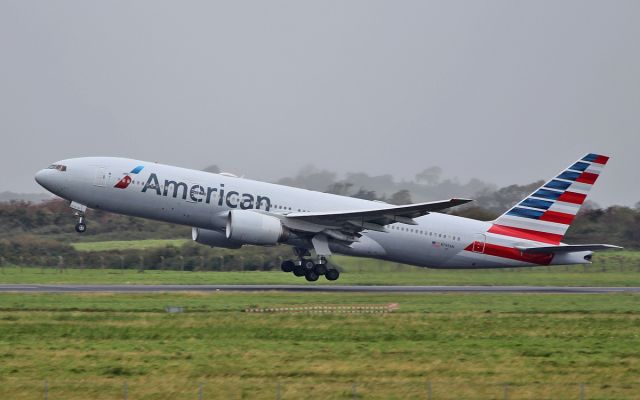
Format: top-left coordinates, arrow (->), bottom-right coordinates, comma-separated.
302,259 -> 315,271
293,265 -> 306,277
75,222 -> 87,233
325,269 -> 340,281
313,263 -> 328,275
281,260 -> 295,273
305,270 -> 319,282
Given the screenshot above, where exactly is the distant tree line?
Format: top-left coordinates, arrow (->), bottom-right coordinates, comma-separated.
0,200 -> 189,241
0,235 -> 293,271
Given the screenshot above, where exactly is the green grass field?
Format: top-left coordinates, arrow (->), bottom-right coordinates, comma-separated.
2,240 -> 638,398
0,292 -> 638,399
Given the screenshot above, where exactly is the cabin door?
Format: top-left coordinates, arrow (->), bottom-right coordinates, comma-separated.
472,234 -> 486,253
93,167 -> 107,187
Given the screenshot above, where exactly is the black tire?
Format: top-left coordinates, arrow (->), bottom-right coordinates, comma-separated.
75,223 -> 87,233
293,265 -> 306,277
313,263 -> 327,275
325,269 -> 340,281
302,259 -> 315,271
305,270 -> 319,282
281,260 -> 295,273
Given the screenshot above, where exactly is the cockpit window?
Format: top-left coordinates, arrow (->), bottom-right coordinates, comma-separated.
47,164 -> 67,171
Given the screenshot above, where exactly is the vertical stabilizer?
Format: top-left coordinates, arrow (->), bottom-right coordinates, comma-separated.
490,153 -> 609,244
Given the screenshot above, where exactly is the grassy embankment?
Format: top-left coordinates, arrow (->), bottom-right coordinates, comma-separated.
0,239 -> 638,286
0,292 -> 638,399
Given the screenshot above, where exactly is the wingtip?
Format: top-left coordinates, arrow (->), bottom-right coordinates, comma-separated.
453,198 -> 474,204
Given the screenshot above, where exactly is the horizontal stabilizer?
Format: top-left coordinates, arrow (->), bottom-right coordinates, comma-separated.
516,244 -> 622,254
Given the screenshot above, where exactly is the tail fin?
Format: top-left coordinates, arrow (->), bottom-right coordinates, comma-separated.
490,153 -> 609,244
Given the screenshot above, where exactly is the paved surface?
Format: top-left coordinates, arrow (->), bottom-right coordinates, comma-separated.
0,284 -> 638,293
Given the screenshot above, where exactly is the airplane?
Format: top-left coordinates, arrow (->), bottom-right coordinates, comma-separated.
34,153 -> 620,281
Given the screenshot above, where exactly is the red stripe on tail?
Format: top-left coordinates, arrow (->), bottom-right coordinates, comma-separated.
557,191 -> 586,205
539,210 -> 575,225
594,155 -> 609,165
576,172 -> 599,185
488,224 -> 562,244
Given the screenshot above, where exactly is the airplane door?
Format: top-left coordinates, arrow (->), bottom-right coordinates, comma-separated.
472,233 -> 486,253
93,167 -> 107,187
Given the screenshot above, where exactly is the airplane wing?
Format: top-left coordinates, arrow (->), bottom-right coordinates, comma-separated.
284,198 -> 472,241
516,244 -> 622,254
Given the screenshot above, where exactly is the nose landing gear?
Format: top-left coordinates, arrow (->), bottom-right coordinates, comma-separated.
75,216 -> 87,233
70,202 -> 88,234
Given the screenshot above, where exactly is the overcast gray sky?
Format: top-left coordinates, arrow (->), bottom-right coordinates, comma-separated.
1,1 -> 638,206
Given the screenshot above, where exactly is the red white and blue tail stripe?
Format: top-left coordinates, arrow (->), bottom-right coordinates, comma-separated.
490,153 -> 609,245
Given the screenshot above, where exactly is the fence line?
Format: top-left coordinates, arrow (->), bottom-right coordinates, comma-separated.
245,303 -> 399,314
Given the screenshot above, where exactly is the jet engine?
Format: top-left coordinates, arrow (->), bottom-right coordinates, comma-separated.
192,227 -> 243,249
226,210 -> 289,245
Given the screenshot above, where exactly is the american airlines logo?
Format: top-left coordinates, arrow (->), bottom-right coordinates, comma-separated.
114,166 -> 144,189
141,172 -> 272,211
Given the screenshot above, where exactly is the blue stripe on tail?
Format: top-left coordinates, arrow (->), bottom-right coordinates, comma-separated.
568,162 -> 589,172
532,189 -> 562,201
556,171 -> 581,181
506,207 -> 544,220
544,179 -> 572,191
520,198 -> 554,210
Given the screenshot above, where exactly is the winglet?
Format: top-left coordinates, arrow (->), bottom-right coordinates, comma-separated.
450,198 -> 474,207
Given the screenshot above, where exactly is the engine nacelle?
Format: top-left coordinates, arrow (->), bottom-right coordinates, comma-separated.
192,227 -> 242,249
226,210 -> 289,245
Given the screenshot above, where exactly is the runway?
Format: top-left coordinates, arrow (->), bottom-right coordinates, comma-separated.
0,284 -> 638,294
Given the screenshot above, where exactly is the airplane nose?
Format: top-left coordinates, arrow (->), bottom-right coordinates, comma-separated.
35,169 -> 47,186
35,169 -> 54,190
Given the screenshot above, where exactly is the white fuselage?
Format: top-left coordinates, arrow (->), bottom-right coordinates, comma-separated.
35,157 -> 590,269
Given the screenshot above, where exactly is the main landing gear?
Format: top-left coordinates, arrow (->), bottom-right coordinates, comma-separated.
281,250 -> 340,282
